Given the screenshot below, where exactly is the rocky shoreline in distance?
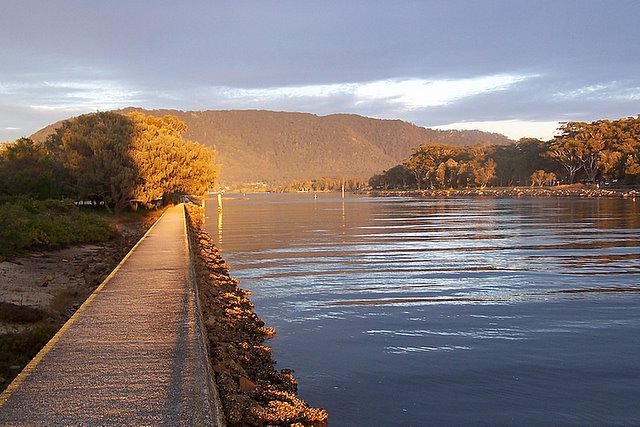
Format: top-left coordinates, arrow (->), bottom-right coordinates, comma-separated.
364,185 -> 639,199
185,205 -> 328,426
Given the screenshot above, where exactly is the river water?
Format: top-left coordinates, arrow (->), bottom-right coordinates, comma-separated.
205,193 -> 640,426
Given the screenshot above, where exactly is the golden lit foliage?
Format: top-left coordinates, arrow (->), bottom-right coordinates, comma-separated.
403,144 -> 496,189
380,116 -> 640,189
530,170 -> 556,187
41,111 -> 217,214
127,112 -> 218,204
46,112 -> 136,213
550,117 -> 640,183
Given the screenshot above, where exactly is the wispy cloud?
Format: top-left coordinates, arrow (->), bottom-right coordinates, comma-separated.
206,73 -> 535,112
354,74 -> 533,109
554,81 -> 640,102
2,79 -> 143,112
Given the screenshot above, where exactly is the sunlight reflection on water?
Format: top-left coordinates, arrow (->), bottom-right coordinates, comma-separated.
206,193 -> 640,425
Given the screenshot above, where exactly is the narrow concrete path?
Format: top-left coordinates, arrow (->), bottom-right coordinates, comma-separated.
0,204 -> 222,426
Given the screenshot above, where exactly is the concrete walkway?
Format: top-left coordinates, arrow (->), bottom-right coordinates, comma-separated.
0,204 -> 222,426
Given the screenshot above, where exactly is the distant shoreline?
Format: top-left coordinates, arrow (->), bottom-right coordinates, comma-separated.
361,185 -> 639,200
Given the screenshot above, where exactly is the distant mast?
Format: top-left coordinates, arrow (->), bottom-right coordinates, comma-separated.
341,183 -> 345,198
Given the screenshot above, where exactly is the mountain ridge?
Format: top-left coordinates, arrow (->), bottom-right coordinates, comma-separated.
31,108 -> 513,185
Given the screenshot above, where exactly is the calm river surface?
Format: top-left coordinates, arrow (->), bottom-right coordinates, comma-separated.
205,193 -> 640,426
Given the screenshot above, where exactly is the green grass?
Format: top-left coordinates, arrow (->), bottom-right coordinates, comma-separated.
0,199 -> 114,261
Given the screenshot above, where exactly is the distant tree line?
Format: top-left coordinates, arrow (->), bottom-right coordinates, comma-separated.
276,177 -> 367,192
370,116 -> 640,190
0,112 -> 218,215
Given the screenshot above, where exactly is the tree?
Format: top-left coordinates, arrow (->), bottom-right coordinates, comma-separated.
46,112 -> 136,214
530,170 -> 546,187
404,147 -> 430,190
0,137 -> 66,199
127,112 -> 218,204
469,158 -> 497,188
615,116 -> 640,183
372,115 -> 640,190
368,165 -> 415,189
404,144 -> 460,189
45,111 -> 218,215
488,144 -> 520,186
548,117 -> 640,184
127,112 -> 217,204
547,126 -> 585,184
436,158 -> 460,188
544,171 -> 557,186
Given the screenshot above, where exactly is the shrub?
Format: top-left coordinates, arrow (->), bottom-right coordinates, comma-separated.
0,302 -> 47,324
0,199 -> 114,260
0,323 -> 58,392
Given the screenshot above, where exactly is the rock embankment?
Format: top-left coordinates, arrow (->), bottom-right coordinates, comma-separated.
185,205 -> 328,427
367,186 -> 639,199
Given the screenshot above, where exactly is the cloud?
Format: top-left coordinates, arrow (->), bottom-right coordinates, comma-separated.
1,2 -> 639,143
355,74 -> 533,109
200,73 -> 534,113
35,80 -> 143,111
553,81 -> 640,102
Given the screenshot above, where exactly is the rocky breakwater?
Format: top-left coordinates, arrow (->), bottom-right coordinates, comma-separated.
185,205 -> 328,427
370,185 -> 639,199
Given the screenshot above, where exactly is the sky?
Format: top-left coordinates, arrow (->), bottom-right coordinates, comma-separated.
1,0 -> 639,142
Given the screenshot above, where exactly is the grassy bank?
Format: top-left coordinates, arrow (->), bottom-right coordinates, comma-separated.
0,205 -> 162,393
0,199 -> 114,261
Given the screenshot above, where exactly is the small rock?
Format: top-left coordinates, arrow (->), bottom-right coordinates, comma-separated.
239,376 -> 257,393
213,363 -> 228,374
41,275 -> 54,287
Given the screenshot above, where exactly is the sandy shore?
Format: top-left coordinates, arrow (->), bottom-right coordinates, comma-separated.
0,219 -> 153,321
185,204 -> 328,426
0,244 -> 112,333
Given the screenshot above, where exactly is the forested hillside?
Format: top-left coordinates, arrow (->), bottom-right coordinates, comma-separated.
33,109 -> 512,185
371,116 -> 640,190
